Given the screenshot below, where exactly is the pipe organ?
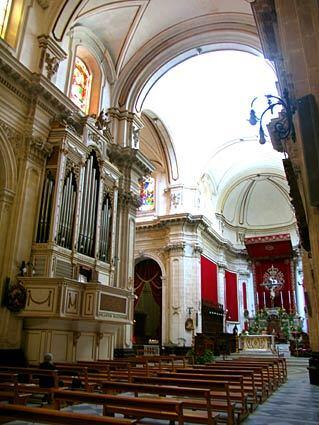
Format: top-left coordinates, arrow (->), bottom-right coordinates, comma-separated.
57,171 -> 77,249
36,170 -> 55,243
99,193 -> 112,262
77,152 -> 100,257
22,116 -> 154,363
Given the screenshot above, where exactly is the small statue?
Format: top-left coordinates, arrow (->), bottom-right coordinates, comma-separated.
95,109 -> 109,131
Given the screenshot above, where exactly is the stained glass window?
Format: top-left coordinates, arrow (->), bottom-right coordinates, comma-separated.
0,0 -> 12,39
70,57 -> 92,113
139,176 -> 155,212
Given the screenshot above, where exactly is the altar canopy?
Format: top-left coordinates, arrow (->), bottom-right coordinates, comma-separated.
244,234 -> 295,312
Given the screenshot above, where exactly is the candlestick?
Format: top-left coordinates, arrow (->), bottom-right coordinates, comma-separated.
263,291 -> 266,308
280,291 -> 283,308
256,292 -> 259,308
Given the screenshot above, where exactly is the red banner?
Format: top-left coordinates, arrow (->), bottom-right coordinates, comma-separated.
225,270 -> 238,321
200,256 -> 218,304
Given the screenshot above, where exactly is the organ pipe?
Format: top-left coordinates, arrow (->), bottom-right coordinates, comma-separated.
36,171 -> 55,243
99,194 -> 112,262
57,172 -> 76,249
77,152 -> 100,257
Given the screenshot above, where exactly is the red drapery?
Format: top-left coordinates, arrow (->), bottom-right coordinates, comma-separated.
253,258 -> 294,312
200,256 -> 218,304
134,259 -> 162,308
242,282 -> 247,310
225,270 -> 238,321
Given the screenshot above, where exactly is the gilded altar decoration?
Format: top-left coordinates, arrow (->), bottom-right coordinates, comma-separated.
3,278 -> 27,313
241,334 -> 275,351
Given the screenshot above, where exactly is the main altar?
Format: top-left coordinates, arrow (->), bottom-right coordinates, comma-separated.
240,334 -> 275,352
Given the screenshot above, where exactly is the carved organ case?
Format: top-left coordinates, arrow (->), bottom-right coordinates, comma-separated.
32,119 -> 119,285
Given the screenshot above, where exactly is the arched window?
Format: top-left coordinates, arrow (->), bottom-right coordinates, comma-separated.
0,0 -> 12,39
139,176 -> 155,212
0,0 -> 23,47
70,57 -> 92,113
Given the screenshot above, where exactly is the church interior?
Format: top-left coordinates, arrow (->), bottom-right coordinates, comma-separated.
1,0 -> 319,423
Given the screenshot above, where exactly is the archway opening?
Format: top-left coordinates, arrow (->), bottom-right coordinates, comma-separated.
133,259 -> 162,347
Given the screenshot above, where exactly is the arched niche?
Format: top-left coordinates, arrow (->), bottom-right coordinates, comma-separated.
133,257 -> 164,346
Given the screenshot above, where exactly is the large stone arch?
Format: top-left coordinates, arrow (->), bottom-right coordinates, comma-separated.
113,14 -> 261,111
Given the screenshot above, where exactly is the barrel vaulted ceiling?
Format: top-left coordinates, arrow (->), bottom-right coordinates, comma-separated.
42,0 -> 259,116
45,0 -> 295,238
49,1 -> 256,86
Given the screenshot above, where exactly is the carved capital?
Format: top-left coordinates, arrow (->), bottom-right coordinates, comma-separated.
118,189 -> 141,209
164,242 -> 186,254
193,243 -> 203,255
27,135 -> 52,164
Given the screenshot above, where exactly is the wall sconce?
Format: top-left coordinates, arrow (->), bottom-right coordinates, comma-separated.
248,88 -> 296,145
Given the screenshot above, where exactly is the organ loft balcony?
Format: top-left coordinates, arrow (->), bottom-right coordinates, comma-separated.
18,277 -> 133,323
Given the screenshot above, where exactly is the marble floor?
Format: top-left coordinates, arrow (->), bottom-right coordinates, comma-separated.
242,364 -> 319,425
2,363 -> 319,425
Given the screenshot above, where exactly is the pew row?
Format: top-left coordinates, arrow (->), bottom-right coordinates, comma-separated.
53,388 -> 219,425
0,403 -> 137,425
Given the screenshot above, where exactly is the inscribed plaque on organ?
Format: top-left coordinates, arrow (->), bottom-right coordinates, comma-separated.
100,293 -> 127,314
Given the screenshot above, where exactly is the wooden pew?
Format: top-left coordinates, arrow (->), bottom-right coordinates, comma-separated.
233,357 -> 287,384
199,363 -> 270,400
132,375 -> 235,425
0,372 -> 31,404
157,371 -> 249,421
216,361 -> 278,393
54,363 -> 97,391
0,366 -> 59,400
53,389 -> 188,425
77,360 -> 149,382
0,403 -> 137,425
99,380 -> 220,424
175,367 -> 259,411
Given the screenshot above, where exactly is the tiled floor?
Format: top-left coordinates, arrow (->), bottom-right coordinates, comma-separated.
3,364 -> 319,425
242,365 -> 319,425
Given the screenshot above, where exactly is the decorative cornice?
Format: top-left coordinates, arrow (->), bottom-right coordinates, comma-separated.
136,213 -> 246,257
108,144 -> 155,176
0,44 -> 82,124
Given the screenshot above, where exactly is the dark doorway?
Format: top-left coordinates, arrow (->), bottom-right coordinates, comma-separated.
133,259 -> 162,345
